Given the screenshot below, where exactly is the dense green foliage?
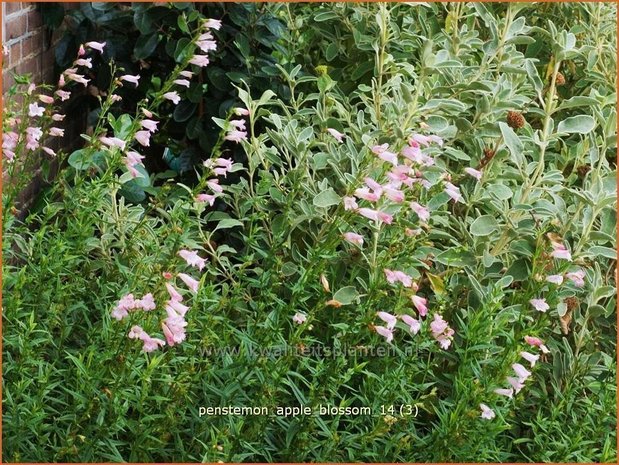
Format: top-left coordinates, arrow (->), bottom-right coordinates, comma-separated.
3,2 -> 617,462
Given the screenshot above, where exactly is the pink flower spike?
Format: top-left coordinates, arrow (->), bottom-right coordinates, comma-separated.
292,312 -> 307,324
178,273 -> 200,294
464,167 -> 482,181
163,91 -> 181,104
85,41 -> 106,52
411,295 -> 428,317
410,202 -> 430,222
195,193 -> 216,206
374,325 -> 394,344
135,130 -> 151,147
327,128 -> 345,143
529,298 -> 549,313
343,196 -> 358,211
141,119 -> 159,132
178,249 -> 207,271
400,314 -> 421,334
566,269 -> 585,287
480,404 -> 495,420
546,274 -> 564,285
174,79 -> 191,87
520,351 -> 540,367
165,282 -> 183,302
494,388 -> 514,398
512,363 -> 532,382
343,232 -> 364,246
377,311 -> 397,330
28,103 -> 45,117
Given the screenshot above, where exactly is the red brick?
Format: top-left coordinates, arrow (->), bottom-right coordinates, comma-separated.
21,30 -> 42,58
27,9 -> 42,30
5,14 -> 27,41
5,2 -> 23,16
3,71 -> 16,91
16,55 -> 39,77
8,42 -> 22,68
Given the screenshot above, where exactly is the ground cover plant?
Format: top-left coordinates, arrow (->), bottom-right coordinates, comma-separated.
2,2 -> 617,462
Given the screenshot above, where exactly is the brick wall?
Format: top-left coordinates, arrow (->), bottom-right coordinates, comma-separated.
2,2 -> 55,93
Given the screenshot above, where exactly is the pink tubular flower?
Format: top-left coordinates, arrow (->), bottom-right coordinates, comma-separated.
138,293 -> 156,311
343,196 -> 358,211
55,90 -> 71,101
343,232 -> 364,246
28,103 -> 45,117
327,128 -> 345,142
78,44 -> 86,56
546,274 -> 564,285
507,376 -> 525,394
430,313 -> 454,349
162,313 -> 187,347
410,202 -> 430,222
292,312 -> 307,324
494,388 -> 514,398
135,130 -> 151,147
203,18 -> 222,30
189,55 -> 210,67
38,94 -> 54,104
174,79 -> 191,87
400,314 -> 421,334
354,187 -> 380,203
178,249 -> 207,271
402,143 -> 423,164
374,325 -> 394,343
195,193 -> 216,206
480,403 -> 495,420
100,136 -> 127,150
124,151 -> 144,178
550,241 -> 572,261
74,57 -> 92,68
377,311 -> 397,330
65,72 -> 89,86
206,179 -> 223,193
179,70 -> 194,78
166,282 -> 183,302
229,119 -> 246,130
524,335 -> 550,354
566,269 -> 585,287
112,293 -> 136,320
166,299 -> 190,317
520,351 -> 540,367
383,185 -> 405,203
444,182 -> 462,203
141,119 -> 159,132
224,130 -> 247,143
411,133 -> 443,147
464,167 -> 482,181
358,208 -> 392,224
163,91 -> 181,104
512,363 -> 532,382
530,298 -> 549,313
52,114 -> 66,121
128,325 -> 145,339
49,127 -> 64,137
141,335 -> 166,353
26,127 -> 43,150
110,92 -> 123,101
142,108 -> 154,118
196,38 -> 217,53
233,107 -> 250,116
373,144 -> 399,166
178,273 -> 199,294
411,295 -> 428,316
120,74 -> 140,86
85,41 -> 106,52
42,147 -> 57,157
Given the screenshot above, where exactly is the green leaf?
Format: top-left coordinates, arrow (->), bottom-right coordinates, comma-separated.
134,33 -> 160,60
214,219 -> 243,231
332,286 -> 360,305
499,122 -> 525,167
313,189 -> 340,208
470,215 -> 499,236
68,149 -> 105,171
586,246 -> 615,259
557,115 -> 596,134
